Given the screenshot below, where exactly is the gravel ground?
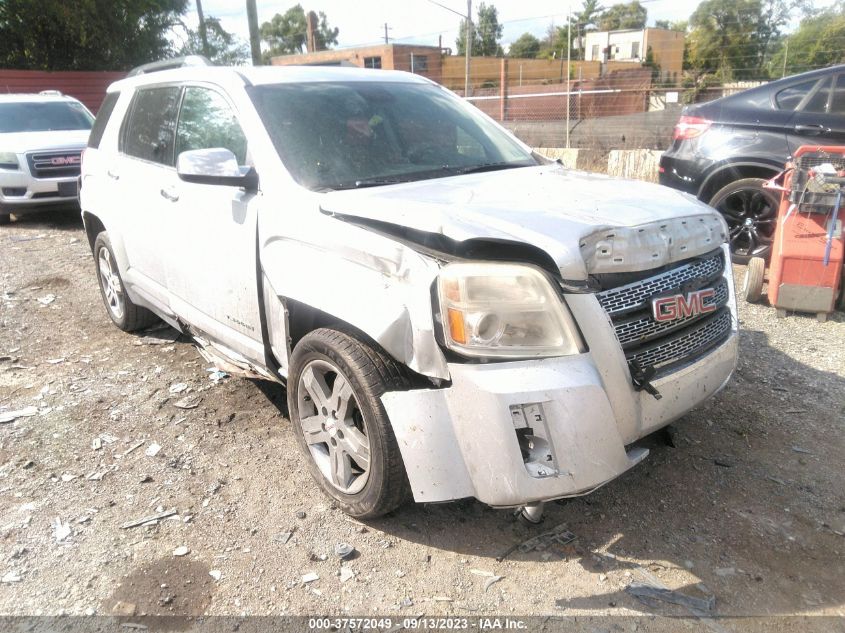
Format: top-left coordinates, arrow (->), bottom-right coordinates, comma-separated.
1,210 -> 844,631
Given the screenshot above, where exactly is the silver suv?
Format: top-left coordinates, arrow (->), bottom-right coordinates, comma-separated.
80,64 -> 737,519
0,92 -> 93,225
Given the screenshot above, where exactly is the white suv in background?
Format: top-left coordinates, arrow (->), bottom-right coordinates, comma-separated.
80,64 -> 737,520
0,92 -> 93,225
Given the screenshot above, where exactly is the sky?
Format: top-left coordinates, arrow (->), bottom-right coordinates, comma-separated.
189,0 -> 837,53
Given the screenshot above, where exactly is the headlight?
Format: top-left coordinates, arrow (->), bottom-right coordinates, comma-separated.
437,262 -> 585,358
0,152 -> 19,169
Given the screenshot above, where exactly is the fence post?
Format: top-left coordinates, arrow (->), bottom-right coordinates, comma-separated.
500,58 -> 508,122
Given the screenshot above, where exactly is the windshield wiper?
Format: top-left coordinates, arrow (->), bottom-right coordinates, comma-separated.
448,162 -> 533,176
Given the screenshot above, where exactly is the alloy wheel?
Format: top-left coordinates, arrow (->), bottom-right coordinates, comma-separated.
98,246 -> 125,320
716,187 -> 778,260
297,359 -> 371,495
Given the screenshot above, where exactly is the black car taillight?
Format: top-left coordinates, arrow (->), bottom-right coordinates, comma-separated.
673,116 -> 712,141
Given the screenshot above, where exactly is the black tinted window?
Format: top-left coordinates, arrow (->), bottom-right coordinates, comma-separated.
123,87 -> 181,165
776,79 -> 818,111
0,101 -> 93,133
803,77 -> 831,113
175,87 -> 247,164
832,75 -> 845,114
88,92 -> 120,148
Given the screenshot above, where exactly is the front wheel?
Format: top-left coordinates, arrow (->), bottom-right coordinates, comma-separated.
709,178 -> 779,264
287,328 -> 411,518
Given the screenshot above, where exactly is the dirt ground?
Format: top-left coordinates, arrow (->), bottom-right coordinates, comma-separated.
1,209 -> 844,631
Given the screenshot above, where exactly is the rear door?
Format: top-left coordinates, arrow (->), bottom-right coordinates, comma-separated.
114,85 -> 183,308
163,84 -> 265,364
782,73 -> 845,154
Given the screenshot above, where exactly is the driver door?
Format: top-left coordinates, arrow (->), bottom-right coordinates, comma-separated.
163,85 -> 265,365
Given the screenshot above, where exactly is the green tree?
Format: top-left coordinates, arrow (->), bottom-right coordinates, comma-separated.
508,33 -> 541,58
260,4 -> 338,60
456,3 -> 503,57
598,1 -> 647,31
181,17 -> 248,65
687,0 -> 765,80
769,3 -> 845,76
0,0 -> 188,71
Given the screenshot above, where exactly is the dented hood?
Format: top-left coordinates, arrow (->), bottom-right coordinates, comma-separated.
321,164 -> 727,280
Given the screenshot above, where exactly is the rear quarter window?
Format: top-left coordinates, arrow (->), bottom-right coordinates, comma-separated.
87,92 -> 120,148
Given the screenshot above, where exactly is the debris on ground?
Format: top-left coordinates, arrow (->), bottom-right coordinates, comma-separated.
340,567 -> 355,583
91,437 -> 102,450
169,383 -> 188,395
53,517 -> 71,542
334,543 -> 355,560
625,582 -> 715,615
274,531 -> 294,544
173,395 -> 202,410
1,572 -> 22,583
209,570 -> 222,581
144,442 -> 161,457
295,511 -> 306,519
172,546 -> 189,557
37,294 -> 56,306
0,406 -> 38,424
484,576 -> 504,592
302,572 -> 319,584
120,509 -> 178,529
111,601 -> 137,616
121,440 -> 145,457
207,369 -> 229,383
497,523 -> 577,562
791,446 -> 813,455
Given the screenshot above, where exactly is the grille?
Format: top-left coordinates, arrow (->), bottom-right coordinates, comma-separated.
627,309 -> 732,369
26,150 -> 82,179
592,249 -> 731,373
595,252 -> 723,317
612,279 -> 729,348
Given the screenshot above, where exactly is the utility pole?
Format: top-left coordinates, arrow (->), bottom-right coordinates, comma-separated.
465,0 -> 472,97
196,0 -> 209,58
246,0 -> 261,65
427,0 -> 472,97
565,1 -> 571,148
383,23 -> 392,44
782,39 -> 789,78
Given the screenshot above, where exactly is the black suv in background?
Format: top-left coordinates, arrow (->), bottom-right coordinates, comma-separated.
659,65 -> 845,262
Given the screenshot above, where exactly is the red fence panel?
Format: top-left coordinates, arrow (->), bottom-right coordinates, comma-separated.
0,69 -> 126,113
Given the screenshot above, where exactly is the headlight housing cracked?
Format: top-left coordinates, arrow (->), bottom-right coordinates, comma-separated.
437,262 -> 585,359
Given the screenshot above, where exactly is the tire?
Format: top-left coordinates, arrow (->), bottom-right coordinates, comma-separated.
93,232 -> 157,332
743,256 -> 766,303
287,328 -> 411,518
709,178 -> 780,264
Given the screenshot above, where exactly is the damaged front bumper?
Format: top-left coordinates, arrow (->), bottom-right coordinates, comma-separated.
381,332 -> 737,508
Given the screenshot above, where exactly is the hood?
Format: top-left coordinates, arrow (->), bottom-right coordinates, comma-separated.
1,130 -> 90,153
321,165 -> 727,280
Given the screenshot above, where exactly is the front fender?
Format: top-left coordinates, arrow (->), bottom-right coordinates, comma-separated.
260,218 -> 450,381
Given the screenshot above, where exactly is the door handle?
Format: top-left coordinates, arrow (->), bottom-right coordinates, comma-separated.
160,187 -> 179,202
107,170 -> 120,180
794,124 -> 828,135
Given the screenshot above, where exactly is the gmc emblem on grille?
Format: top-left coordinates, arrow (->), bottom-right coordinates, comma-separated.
652,288 -> 716,323
49,156 -> 80,166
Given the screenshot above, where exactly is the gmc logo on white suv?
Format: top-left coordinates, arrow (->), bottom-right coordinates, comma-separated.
652,288 -> 717,323
50,155 -> 81,166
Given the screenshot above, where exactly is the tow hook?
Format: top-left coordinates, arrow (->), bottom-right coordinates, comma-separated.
629,360 -> 662,400
519,501 -> 545,524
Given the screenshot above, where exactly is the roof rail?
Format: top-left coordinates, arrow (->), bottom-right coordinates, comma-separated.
38,90 -> 63,96
127,55 -> 212,77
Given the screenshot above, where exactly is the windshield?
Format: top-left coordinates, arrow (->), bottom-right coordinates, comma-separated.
0,101 -> 93,133
248,81 -> 538,190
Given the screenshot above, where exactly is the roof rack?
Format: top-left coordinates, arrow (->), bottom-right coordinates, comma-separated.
127,55 -> 212,77
38,90 -> 63,96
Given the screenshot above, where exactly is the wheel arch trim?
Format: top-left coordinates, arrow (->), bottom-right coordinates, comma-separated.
698,159 -> 783,201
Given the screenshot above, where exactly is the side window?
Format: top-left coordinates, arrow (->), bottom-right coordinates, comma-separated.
123,86 -> 181,165
88,92 -> 120,148
831,75 -> 845,115
175,87 -> 247,164
775,79 -> 818,111
802,77 -> 831,113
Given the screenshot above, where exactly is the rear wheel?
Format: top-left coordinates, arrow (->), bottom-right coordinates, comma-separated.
710,178 -> 779,264
743,257 -> 766,303
93,232 -> 157,332
287,328 -> 411,518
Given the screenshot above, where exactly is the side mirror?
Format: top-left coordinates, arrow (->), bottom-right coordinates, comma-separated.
176,148 -> 258,190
